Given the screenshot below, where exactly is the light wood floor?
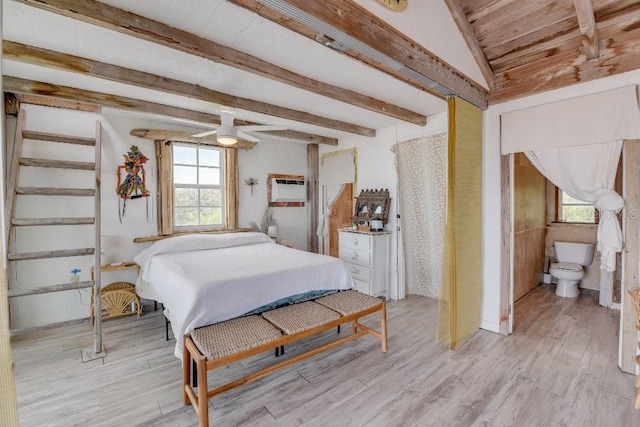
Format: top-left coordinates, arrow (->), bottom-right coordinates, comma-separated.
11,284 -> 640,426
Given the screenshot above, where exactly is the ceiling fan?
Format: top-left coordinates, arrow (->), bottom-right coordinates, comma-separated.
191,106 -> 286,145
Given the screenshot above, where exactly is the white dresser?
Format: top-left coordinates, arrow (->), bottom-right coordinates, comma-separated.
338,229 -> 391,298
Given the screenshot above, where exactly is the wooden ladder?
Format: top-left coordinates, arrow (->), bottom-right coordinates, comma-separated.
5,109 -> 103,357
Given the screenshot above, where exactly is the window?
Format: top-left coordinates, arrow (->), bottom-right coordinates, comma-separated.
173,143 -> 224,230
558,191 -> 596,223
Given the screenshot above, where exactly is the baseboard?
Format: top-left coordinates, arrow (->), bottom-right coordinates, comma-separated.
480,319 -> 501,334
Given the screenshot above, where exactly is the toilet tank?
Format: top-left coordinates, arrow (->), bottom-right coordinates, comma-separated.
553,241 -> 595,266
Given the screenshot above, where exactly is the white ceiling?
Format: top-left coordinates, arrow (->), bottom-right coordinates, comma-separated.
1,0 -> 483,143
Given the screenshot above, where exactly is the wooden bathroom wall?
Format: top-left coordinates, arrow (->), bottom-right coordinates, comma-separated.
514,153 -> 546,301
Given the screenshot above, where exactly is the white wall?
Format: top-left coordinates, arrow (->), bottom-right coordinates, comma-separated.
320,111 -> 448,301
237,139 -> 308,250
10,105 -> 309,328
482,69 -> 640,333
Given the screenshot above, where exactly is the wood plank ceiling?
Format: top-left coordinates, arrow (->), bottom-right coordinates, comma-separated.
453,0 -> 640,103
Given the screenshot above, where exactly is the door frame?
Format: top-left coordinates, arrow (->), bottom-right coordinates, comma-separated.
319,147 -> 357,255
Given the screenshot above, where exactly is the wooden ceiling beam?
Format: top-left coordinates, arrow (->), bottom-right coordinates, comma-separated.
443,0 -> 495,88
13,0 -> 425,127
13,93 -> 101,113
227,0 -> 488,109
572,0 -> 600,60
3,76 -> 338,145
488,3 -> 640,74
488,25 -> 640,104
3,41 -> 373,137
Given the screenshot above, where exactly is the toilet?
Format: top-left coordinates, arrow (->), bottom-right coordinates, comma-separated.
549,241 -> 595,298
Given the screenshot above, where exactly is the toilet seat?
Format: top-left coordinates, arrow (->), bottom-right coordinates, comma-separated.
550,262 -> 582,272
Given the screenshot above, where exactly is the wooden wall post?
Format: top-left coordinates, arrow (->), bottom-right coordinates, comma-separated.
307,144 -> 319,253
500,154 -> 512,335
621,139 -> 640,374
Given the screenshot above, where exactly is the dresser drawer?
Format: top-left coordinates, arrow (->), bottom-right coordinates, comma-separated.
339,247 -> 371,267
352,278 -> 371,295
339,232 -> 371,250
345,263 -> 371,282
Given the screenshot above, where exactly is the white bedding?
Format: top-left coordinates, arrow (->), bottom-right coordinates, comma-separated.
133,232 -> 353,357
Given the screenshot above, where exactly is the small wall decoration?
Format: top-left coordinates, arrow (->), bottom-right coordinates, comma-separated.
244,177 -> 259,196
116,145 -> 150,223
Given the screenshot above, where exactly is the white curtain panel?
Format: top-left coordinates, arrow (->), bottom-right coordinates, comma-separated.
394,133 -> 447,298
316,184 -> 346,237
525,140 -> 624,271
501,85 -> 640,154
319,150 -> 355,185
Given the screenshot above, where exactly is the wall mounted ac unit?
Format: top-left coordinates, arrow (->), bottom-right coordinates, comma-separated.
271,178 -> 306,202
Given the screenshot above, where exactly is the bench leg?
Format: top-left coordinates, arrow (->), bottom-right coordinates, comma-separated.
337,325 -> 340,334
275,345 -> 285,357
182,338 -> 190,405
197,356 -> 209,427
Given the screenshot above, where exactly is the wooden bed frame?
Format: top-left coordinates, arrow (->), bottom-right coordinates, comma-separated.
182,291 -> 387,427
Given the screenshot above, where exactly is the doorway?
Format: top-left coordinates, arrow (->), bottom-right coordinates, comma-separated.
327,183 -> 353,257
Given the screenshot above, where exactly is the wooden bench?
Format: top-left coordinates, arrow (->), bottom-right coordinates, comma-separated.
182,290 -> 387,427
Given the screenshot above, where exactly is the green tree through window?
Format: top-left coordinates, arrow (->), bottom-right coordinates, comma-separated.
173,143 -> 224,229
560,191 -> 595,223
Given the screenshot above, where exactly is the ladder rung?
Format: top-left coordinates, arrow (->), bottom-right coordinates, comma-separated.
8,248 -> 95,261
12,217 -> 95,226
16,187 -> 95,196
8,281 -> 94,298
22,130 -> 96,146
19,157 -> 95,170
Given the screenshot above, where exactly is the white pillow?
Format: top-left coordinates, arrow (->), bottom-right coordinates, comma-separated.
134,232 -> 273,269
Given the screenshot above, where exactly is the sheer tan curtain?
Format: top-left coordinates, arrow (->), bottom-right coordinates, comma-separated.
440,96 -> 483,350
394,133 -> 447,298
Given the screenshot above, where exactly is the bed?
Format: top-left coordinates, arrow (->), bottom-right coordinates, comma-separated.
133,232 -> 354,357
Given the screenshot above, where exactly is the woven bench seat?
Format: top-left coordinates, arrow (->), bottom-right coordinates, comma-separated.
183,290 -> 387,427
316,290 -> 382,315
262,301 -> 340,334
191,316 -> 282,360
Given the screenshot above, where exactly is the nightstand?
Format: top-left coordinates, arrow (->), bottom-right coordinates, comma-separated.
90,262 -> 141,321
338,229 -> 390,298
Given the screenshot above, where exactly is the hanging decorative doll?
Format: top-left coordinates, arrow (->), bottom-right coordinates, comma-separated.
116,145 -> 150,223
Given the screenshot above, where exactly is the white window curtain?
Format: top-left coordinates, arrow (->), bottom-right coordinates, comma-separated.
316,184 -> 346,236
393,133 -> 447,298
316,150 -> 356,236
524,141 -> 624,271
502,85 -> 640,154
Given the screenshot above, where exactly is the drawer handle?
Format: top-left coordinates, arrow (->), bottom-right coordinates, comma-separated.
352,250 -> 359,260
352,237 -> 358,245
350,266 -> 360,275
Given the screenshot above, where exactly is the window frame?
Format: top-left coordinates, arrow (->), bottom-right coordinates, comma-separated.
172,142 -> 225,231
157,140 -> 238,236
556,188 -> 598,224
